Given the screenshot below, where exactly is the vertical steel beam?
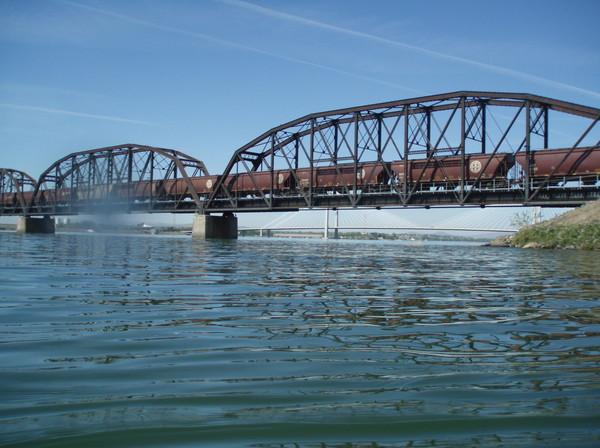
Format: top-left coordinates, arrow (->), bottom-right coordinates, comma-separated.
525,100 -> 531,201
460,97 -> 466,201
88,154 -> 93,202
333,121 -> 339,165
294,136 -> 299,171
54,165 -> 59,215
127,148 -> 133,205
543,106 -> 549,149
270,133 -> 275,209
426,108 -> 432,157
481,101 -> 487,154
403,106 -> 409,198
309,119 -> 314,207
377,114 -> 383,161
69,155 -> 75,213
353,112 -> 359,205
149,151 -> 154,210
107,151 -> 113,201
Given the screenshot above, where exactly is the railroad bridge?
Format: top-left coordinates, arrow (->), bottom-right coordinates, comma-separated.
1,91 -> 599,238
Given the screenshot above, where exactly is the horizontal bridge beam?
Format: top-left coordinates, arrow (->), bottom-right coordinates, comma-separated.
240,226 -> 517,233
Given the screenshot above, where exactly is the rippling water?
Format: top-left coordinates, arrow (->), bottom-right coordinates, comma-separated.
1,231 -> 599,447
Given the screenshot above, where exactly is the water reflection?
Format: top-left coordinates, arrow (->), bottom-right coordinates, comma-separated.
0,233 -> 599,447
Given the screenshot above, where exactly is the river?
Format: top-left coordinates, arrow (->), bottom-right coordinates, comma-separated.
1,232 -> 599,447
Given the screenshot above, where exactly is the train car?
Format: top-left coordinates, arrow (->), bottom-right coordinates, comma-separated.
154,176 -> 222,199
229,170 -> 292,194
0,192 -> 16,207
293,162 -> 389,191
1,190 -> 35,207
21,191 -> 33,206
315,162 -> 388,189
295,168 -> 314,189
515,147 -> 600,184
130,181 -> 154,199
189,176 -> 221,195
391,153 -> 513,184
88,181 -> 156,201
75,184 -> 113,201
36,187 -> 72,204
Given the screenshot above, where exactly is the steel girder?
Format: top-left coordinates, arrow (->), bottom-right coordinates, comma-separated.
28,144 -> 209,215
203,91 -> 600,212
0,168 -> 37,215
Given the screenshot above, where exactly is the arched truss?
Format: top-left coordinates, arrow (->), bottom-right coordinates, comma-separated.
29,144 -> 210,215
0,168 -> 37,214
205,91 -> 600,211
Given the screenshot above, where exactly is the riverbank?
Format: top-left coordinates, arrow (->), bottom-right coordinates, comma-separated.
491,200 -> 600,250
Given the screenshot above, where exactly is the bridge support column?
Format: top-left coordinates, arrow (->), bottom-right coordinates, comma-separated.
192,213 -> 238,239
16,215 -> 55,234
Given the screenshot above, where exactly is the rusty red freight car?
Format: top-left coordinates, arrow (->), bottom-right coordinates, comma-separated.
190,176 -> 220,195
0,190 -> 33,207
38,187 -> 71,203
158,176 -> 221,197
392,153 -> 512,184
229,170 -> 292,194
0,191 -> 16,206
295,162 -> 388,190
108,181 -> 156,201
315,162 -> 387,189
516,147 -> 600,183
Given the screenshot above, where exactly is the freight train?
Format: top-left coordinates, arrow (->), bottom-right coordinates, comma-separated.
4,147 -> 598,207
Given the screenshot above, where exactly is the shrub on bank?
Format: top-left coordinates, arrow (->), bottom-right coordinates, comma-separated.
512,224 -> 600,250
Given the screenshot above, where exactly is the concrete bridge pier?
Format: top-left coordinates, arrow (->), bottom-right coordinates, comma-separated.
16,215 -> 56,234
192,212 -> 238,239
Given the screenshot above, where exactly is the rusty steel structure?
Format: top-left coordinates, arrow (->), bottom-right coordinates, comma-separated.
0,92 -> 599,217
24,144 -> 209,215
204,91 -> 600,211
0,168 -> 37,214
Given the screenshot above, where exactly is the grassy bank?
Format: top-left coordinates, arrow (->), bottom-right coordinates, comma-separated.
511,223 -> 600,250
491,200 -> 600,250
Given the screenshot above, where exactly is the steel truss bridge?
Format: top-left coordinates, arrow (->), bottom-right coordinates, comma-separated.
1,91 -> 599,217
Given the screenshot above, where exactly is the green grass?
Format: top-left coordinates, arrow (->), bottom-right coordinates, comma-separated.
513,224 -> 600,250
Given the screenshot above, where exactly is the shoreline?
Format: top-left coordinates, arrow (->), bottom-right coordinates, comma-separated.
488,201 -> 600,251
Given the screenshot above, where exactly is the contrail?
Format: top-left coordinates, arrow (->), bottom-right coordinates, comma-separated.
0,103 -> 153,125
58,0 -> 421,94
222,0 -> 600,100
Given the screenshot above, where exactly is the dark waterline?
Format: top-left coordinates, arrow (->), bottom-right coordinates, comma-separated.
1,232 -> 599,447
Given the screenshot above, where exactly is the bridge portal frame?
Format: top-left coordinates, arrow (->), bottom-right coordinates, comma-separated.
27,144 -> 210,216
0,168 -> 37,215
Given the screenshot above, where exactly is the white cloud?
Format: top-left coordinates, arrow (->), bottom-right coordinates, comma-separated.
222,0 -> 600,100
58,0 -> 420,94
0,103 -> 153,125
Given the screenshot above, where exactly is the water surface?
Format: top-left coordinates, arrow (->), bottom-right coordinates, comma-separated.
1,232 -> 599,447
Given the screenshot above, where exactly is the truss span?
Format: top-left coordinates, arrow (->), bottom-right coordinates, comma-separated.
28,144 -> 210,215
0,168 -> 37,215
204,91 -> 600,212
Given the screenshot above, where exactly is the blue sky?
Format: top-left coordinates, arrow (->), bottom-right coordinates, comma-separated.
1,0 -> 599,178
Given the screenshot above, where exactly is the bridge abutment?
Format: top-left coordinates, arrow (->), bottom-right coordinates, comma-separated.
16,215 -> 55,234
192,213 -> 238,239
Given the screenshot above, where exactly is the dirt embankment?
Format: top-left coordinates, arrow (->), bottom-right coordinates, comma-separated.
490,200 -> 600,250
